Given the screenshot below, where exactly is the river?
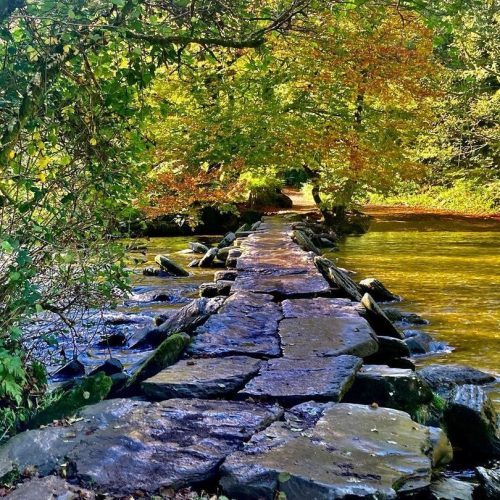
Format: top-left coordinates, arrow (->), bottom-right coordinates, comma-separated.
331,207 -> 500,405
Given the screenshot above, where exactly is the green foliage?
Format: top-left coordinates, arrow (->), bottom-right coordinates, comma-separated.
28,372 -> 112,429
369,179 -> 499,215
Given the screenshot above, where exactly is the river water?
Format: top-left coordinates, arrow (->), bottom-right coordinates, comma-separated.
331,208 -> 500,404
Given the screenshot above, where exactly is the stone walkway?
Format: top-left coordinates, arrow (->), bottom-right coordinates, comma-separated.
0,217 -> 453,499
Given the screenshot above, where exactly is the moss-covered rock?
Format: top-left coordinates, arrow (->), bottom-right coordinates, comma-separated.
125,332 -> 191,392
28,372 -> 112,429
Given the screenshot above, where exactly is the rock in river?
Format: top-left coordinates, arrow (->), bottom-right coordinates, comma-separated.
142,356 -> 262,400
220,402 -> 452,499
443,384 -> 500,457
154,254 -> 189,277
344,364 -> 433,415
417,364 -> 496,397
359,277 -> 399,302
0,398 -> 283,496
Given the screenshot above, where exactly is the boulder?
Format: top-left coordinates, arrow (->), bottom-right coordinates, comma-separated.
315,256 -> 363,300
199,282 -> 218,298
188,242 -> 209,254
251,221 -> 261,231
226,248 -> 242,268
28,372 -> 112,429
154,254 -> 189,277
4,475 -> 95,500
216,246 -> 231,262
344,365 -> 433,416
51,359 -> 85,380
142,266 -> 161,276
238,355 -> 362,405
142,356 -> 262,400
220,402 -> 452,499
188,258 -> 200,267
430,477 -> 475,500
359,278 -> 399,302
417,364 -> 496,397
214,270 -> 238,281
365,335 -> 410,364
384,308 -> 427,325
443,384 -> 500,457
131,296 -> 225,349
218,231 -> 236,249
476,467 -> 500,499
96,331 -> 126,347
404,330 -> 448,355
198,247 -> 218,267
360,293 -> 404,339
0,398 -> 282,495
88,358 -> 123,377
292,230 -> 320,255
125,333 -> 191,391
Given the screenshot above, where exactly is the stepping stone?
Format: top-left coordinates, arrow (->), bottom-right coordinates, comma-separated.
142,356 -> 262,400
279,316 -> 378,359
238,355 -> 362,405
220,402 -> 453,499
189,292 -> 282,358
282,297 -> 364,318
344,364 -> 433,414
0,398 -> 283,496
232,271 -> 330,298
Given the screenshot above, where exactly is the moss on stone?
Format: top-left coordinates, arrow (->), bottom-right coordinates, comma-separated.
125,332 -> 191,391
28,372 -> 112,429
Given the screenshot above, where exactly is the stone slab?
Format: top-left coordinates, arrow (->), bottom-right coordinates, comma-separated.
279,316 -> 378,359
4,476 -> 95,500
220,402 -> 452,499
238,355 -> 362,405
232,271 -> 331,298
189,292 -> 282,358
142,356 -> 262,399
282,297 -> 364,318
0,398 -> 282,496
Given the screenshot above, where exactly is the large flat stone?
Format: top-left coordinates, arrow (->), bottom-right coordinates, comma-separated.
0,398 -> 282,495
188,292 -> 282,358
232,271 -> 331,298
238,355 -> 362,405
220,403 -> 453,499
279,316 -> 378,359
282,297 -> 364,318
142,356 -> 262,399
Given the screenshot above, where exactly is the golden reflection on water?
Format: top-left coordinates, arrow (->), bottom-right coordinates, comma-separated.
332,212 -> 500,375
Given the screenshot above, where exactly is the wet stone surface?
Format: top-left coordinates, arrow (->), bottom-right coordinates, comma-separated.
142,356 -> 262,400
279,316 -> 378,359
282,297 -> 364,318
188,292 -> 282,358
220,402 -> 452,500
238,355 -> 362,405
0,398 -> 283,496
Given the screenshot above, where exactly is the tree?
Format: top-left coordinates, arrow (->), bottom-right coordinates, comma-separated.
0,0 -> 308,438
145,2 -> 440,223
